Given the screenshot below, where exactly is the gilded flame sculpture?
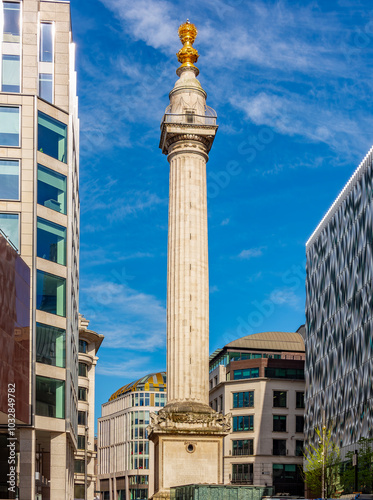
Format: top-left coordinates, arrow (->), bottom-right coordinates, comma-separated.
176,19 -> 199,74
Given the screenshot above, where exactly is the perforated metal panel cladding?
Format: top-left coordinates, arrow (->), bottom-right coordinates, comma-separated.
305,154 -> 373,454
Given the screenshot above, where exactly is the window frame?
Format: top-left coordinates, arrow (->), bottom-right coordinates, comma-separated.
36,269 -> 66,317
232,415 -> 254,432
273,390 -> 287,408
232,439 -> 254,456
36,322 -> 66,368
296,391 -> 305,409
39,22 -> 54,63
35,375 -> 65,419
78,362 -> 88,378
273,414 -> 287,432
0,211 -> 19,250
295,415 -> 304,433
37,216 -> 67,265
233,390 -> 254,408
38,111 -> 67,163
0,105 -> 20,147
273,438 -> 287,456
78,386 -> 88,401
0,159 -> 20,201
37,164 -> 67,214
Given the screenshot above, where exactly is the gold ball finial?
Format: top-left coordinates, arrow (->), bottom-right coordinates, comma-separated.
176,19 -> 199,75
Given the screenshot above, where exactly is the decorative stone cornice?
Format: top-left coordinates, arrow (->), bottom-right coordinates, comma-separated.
166,133 -> 212,151
147,404 -> 231,437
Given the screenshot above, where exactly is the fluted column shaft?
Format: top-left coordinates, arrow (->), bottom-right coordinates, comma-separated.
166,143 -> 209,406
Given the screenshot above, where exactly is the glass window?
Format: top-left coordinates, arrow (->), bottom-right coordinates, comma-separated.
0,213 -> 19,250
78,387 -> 87,401
273,415 -> 287,432
79,362 -> 88,377
296,440 -> 304,456
296,415 -> 304,433
232,439 -> 253,456
74,483 -> 85,499
37,164 -> 67,214
233,391 -> 254,408
40,23 -> 53,62
296,392 -> 305,408
273,391 -> 287,408
36,323 -> 65,368
130,489 -> 147,500
0,160 -> 19,200
265,367 -> 304,379
79,339 -> 88,353
37,217 -> 66,265
36,375 -> 65,418
233,367 -> 259,380
0,107 -> 19,146
273,463 -> 302,483
3,2 -> 20,40
36,270 -> 66,317
38,112 -> 67,163
77,435 -> 85,449
78,411 -> 87,426
2,54 -> 20,92
273,439 -> 287,455
232,415 -> 254,432
39,73 -> 53,102
74,460 -> 85,474
232,463 -> 253,484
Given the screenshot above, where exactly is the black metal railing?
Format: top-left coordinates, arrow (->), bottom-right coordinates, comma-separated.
231,473 -> 253,484
162,112 -> 217,126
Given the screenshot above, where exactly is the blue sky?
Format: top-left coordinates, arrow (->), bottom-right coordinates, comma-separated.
69,0 -> 373,424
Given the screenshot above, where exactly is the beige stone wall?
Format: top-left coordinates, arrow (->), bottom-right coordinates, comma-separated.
209,365 -> 305,486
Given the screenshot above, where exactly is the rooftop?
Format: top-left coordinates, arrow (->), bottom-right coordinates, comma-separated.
109,372 -> 167,401
226,331 -> 305,352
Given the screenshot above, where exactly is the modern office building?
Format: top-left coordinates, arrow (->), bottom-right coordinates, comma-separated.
98,372 -> 167,500
0,1 -> 79,498
305,147 -> 373,458
209,330 -> 305,496
0,232 -> 30,497
74,315 -> 104,500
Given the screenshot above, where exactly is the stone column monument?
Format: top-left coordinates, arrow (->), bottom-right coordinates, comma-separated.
148,20 -> 230,500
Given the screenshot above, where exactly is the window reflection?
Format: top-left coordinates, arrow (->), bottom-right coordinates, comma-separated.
37,165 -> 67,214
37,217 -> 66,265
38,112 -> 67,163
36,375 -> 65,418
36,323 -> 66,368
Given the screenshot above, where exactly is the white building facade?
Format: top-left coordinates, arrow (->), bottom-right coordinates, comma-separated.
209,330 -> 305,496
74,315 -> 104,500
98,373 -> 167,500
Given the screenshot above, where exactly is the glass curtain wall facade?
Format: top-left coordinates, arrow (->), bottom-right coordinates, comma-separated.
305,147 -> 373,456
0,1 -> 80,498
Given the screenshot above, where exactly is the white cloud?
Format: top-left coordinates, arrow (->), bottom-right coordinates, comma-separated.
99,0 -> 178,52
238,247 -> 264,259
220,218 -> 230,226
269,287 -> 300,308
80,281 -> 166,351
107,191 -> 164,222
96,357 -> 163,378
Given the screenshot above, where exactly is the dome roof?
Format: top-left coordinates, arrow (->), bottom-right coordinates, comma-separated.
109,372 -> 167,401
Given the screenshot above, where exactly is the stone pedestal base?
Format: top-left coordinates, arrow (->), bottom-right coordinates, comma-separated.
148,402 -> 231,499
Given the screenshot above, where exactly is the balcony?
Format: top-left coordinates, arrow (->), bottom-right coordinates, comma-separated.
231,473 -> 253,484
161,105 -> 217,127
